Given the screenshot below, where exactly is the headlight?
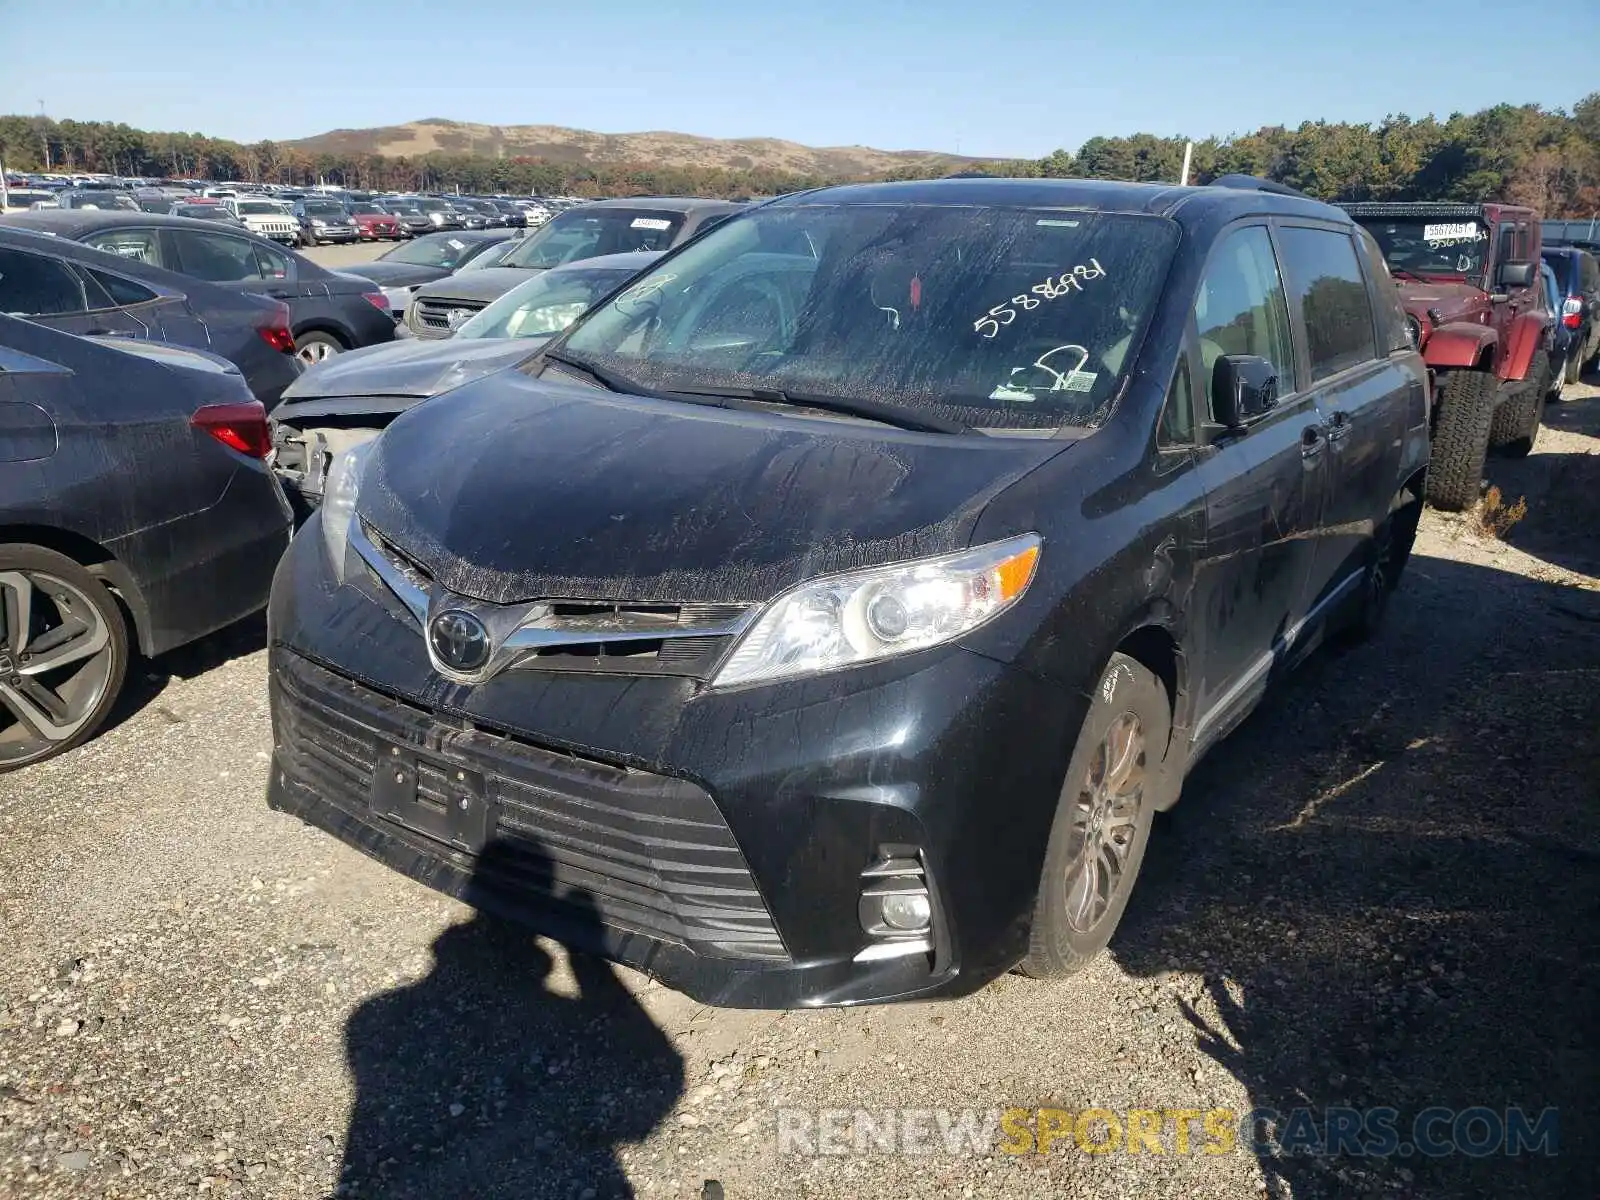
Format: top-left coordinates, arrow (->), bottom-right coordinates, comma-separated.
311,218 -> 327,227
321,439 -> 377,576
712,534 -> 1041,688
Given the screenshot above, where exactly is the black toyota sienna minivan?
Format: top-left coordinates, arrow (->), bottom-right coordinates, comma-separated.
267,177 -> 1430,1007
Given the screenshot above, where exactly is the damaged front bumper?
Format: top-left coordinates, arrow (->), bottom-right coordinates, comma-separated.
265,523 -> 1080,1007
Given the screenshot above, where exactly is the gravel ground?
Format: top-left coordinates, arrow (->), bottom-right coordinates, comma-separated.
2,383 -> 1597,1200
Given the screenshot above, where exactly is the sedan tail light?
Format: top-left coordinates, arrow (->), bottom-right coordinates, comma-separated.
192,401 -> 271,458
361,291 -> 389,313
1563,297 -> 1583,329
257,300 -> 296,354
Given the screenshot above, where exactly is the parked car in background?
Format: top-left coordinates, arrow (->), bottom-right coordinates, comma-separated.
1342,201 -> 1550,510
0,225 -> 300,407
1540,260 -> 1575,401
2,210 -> 395,368
409,196 -> 463,231
293,197 -> 359,246
404,197 -> 742,338
374,198 -> 434,238
1540,244 -> 1600,382
56,189 -> 140,212
1,188 -> 58,213
170,202 -> 243,225
335,229 -> 523,317
266,176 -> 1428,1007
271,251 -> 662,513
486,199 -> 528,228
0,314 -> 290,770
229,196 -> 300,245
448,200 -> 493,231
347,202 -> 402,241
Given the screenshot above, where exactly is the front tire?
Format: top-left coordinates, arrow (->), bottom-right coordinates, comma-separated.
0,545 -> 129,772
1426,370 -> 1497,511
1020,654 -> 1169,978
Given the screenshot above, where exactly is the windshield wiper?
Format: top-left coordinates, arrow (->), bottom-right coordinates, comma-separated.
540,350 -> 756,412
665,385 -> 969,435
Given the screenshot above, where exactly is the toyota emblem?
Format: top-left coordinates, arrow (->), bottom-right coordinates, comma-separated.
428,610 -> 491,674
446,308 -> 472,329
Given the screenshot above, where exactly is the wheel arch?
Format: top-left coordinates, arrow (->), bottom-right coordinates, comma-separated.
0,524 -> 153,656
1110,619 -> 1189,812
290,320 -> 354,348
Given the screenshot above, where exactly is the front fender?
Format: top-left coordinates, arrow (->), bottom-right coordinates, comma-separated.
1497,312 -> 1546,382
1422,324 -> 1496,370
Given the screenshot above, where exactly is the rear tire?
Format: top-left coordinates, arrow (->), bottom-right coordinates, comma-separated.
1490,352 -> 1547,458
1020,654 -> 1169,978
0,545 -> 129,772
293,331 -> 345,367
1426,369 -> 1497,511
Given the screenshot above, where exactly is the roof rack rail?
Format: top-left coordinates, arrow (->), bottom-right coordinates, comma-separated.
1209,174 -> 1313,200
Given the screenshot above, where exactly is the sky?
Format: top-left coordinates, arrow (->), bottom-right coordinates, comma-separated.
1,0 -> 1594,160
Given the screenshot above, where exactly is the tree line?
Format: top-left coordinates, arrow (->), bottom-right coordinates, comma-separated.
2,95 -> 1597,214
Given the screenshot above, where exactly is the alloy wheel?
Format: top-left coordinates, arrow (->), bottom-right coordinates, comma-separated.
296,340 -> 339,367
1062,712 -> 1146,933
0,570 -> 116,767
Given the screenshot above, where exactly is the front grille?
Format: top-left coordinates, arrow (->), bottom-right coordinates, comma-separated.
414,296 -> 487,331
358,524 -> 749,677
273,652 -> 786,960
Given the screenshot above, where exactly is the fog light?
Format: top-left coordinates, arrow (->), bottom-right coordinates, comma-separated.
880,893 -> 931,931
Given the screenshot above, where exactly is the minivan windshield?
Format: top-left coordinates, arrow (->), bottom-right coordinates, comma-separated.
1355,217 -> 1490,282
502,209 -> 685,269
302,200 -> 347,217
556,204 -> 1179,432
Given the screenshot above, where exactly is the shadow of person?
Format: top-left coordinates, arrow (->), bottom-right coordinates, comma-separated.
338,838 -> 685,1198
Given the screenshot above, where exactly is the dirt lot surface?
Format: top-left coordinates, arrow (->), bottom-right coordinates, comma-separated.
300,242 -> 390,272
2,384 -> 1597,1200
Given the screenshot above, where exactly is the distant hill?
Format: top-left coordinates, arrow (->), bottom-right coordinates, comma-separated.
284,118 -> 985,178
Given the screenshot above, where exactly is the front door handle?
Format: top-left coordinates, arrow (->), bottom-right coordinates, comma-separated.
1301,424 -> 1328,459
1326,410 -> 1352,440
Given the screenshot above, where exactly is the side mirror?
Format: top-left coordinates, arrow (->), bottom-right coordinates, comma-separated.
1209,354 -> 1280,432
1498,261 -> 1534,288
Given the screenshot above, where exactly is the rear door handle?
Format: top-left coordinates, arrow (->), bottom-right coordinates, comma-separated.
1327,410 -> 1352,440
1301,424 -> 1328,459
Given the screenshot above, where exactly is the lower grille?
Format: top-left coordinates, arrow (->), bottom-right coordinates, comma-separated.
272,652 -> 786,960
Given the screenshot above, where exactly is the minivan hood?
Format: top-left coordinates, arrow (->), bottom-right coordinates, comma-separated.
359,372 -> 1069,606
276,336 -> 545,412
415,266 -> 541,305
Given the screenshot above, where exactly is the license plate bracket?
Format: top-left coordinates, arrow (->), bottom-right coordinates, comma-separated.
372,743 -> 491,854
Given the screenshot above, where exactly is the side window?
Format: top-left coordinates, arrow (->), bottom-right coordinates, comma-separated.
172,230 -> 270,283
83,228 -> 166,268
84,267 -> 159,307
1194,225 -> 1297,412
1158,354 -> 1195,447
252,241 -> 293,281
1496,225 -> 1516,272
0,247 -> 90,315
1276,227 -> 1378,379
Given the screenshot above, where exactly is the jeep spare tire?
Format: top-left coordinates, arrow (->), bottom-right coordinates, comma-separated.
1426,370 -> 1497,511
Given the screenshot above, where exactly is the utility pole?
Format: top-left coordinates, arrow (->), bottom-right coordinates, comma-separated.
1179,141 -> 1194,187
38,100 -> 51,171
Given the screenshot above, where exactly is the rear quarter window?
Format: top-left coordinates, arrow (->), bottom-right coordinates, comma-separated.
1353,227 -> 1411,355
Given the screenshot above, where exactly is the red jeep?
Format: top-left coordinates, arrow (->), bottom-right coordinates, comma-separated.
1342,202 -> 1551,510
